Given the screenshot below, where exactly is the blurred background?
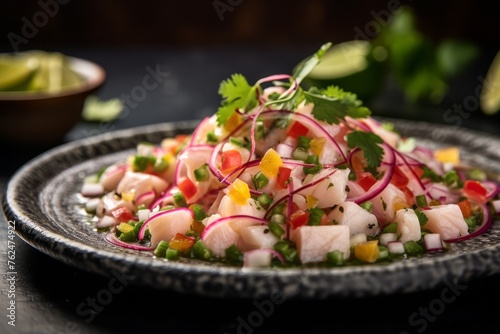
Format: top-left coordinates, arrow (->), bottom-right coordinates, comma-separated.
1,0 -> 498,48
0,0 -> 499,160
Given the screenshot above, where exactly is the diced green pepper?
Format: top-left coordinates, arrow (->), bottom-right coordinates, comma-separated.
326,250 -> 344,266
193,240 -> 213,260
154,240 -> 170,257
194,163 -> 209,182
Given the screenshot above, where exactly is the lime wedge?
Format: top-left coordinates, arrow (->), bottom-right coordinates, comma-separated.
0,53 -> 39,90
309,40 -> 371,79
301,40 -> 387,102
0,50 -> 86,93
480,49 -> 500,115
47,52 -> 64,92
26,52 -> 50,91
62,59 -> 84,88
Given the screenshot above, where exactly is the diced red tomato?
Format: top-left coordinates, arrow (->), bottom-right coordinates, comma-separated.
463,180 -> 487,203
289,209 -> 310,229
178,177 -> 198,200
111,207 -> 134,223
169,233 -> 195,252
412,165 -> 425,179
402,186 -> 415,207
220,150 -> 242,174
276,167 -> 292,189
457,199 -> 472,218
287,121 -> 309,139
391,166 -> 409,188
357,172 -> 377,191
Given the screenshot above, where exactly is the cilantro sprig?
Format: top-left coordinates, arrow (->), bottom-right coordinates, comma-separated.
214,42 -> 388,169
216,74 -> 259,125
346,131 -> 384,169
215,42 -> 333,125
304,86 -> 371,124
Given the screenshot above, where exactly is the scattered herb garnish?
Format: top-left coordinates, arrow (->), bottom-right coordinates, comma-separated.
346,131 -> 384,169
215,42 -> 385,168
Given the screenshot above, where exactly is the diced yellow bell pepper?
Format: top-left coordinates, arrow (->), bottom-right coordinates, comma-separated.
434,146 -> 460,164
306,195 -> 318,209
354,240 -> 380,263
259,148 -> 283,177
121,191 -> 135,202
310,137 -> 326,156
117,222 -> 134,233
163,152 -> 174,165
227,178 -> 251,205
224,113 -> 242,133
127,155 -> 135,168
393,198 -> 409,213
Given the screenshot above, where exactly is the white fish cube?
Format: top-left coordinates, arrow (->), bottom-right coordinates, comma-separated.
293,225 -> 350,264
422,204 -> 469,240
395,208 -> 422,243
328,201 -> 379,236
240,225 -> 279,250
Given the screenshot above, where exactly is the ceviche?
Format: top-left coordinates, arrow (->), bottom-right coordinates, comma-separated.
80,43 -> 500,268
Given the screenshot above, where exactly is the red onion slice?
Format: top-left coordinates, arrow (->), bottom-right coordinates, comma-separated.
104,232 -> 155,251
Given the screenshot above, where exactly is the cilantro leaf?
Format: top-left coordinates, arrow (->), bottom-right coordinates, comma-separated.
216,73 -> 258,125
304,86 -> 371,124
292,42 -> 332,85
346,131 -> 384,169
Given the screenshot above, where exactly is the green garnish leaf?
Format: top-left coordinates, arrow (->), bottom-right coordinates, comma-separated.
346,131 -> 384,169
82,96 -> 124,122
216,73 -> 258,125
305,86 -> 371,124
292,42 -> 332,85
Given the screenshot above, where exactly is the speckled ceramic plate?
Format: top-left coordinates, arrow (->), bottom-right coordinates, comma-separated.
3,119 -> 500,299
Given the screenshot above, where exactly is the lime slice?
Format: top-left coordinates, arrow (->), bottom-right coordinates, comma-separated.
480,49 -> 500,115
301,40 -> 387,102
0,54 -> 39,91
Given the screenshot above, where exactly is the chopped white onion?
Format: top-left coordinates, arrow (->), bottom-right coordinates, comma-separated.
379,233 -> 397,246
81,183 -> 105,197
137,209 -> 151,222
96,215 -> 118,229
424,233 -> 444,251
387,241 -> 405,254
85,198 -> 101,213
275,143 -> 293,159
